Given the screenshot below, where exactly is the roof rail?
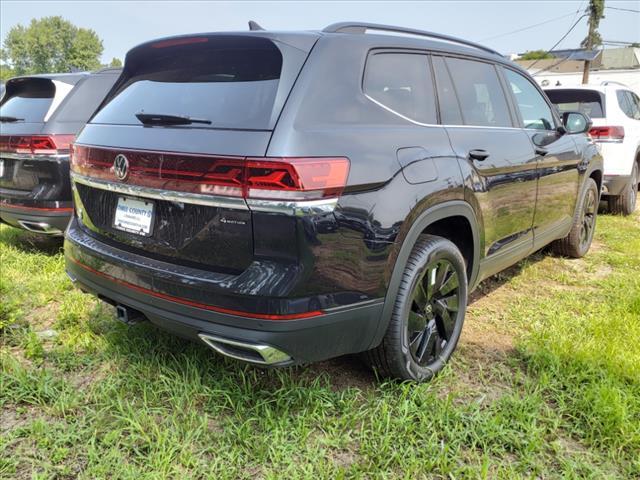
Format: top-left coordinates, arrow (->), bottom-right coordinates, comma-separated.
322,22 -> 502,56
601,80 -> 628,88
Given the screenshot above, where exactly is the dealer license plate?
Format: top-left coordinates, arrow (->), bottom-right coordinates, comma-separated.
113,196 -> 154,236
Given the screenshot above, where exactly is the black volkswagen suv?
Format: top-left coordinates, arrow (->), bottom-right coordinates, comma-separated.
64,23 -> 602,381
0,69 -> 121,234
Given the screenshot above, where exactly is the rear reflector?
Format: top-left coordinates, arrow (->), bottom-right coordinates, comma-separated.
0,201 -> 73,212
0,134 -> 75,155
589,126 -> 625,141
71,146 -> 350,201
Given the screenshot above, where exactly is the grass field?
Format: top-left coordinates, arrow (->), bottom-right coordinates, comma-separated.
1,203 -> 639,479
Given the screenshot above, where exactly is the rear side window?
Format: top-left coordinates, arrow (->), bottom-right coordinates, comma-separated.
432,56 -> 462,125
0,78 -> 55,123
92,36 -> 283,130
544,89 -> 604,118
445,58 -> 512,128
364,52 -> 437,124
503,69 -> 555,130
51,74 -> 119,123
617,90 -> 640,120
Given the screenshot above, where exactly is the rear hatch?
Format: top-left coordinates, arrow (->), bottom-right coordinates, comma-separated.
72,33 -> 318,273
545,88 -> 624,141
0,76 -> 76,196
545,88 -> 606,122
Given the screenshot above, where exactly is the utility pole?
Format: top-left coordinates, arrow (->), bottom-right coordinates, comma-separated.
582,0 -> 605,84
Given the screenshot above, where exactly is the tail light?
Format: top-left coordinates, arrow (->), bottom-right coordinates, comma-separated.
0,135 -> 75,155
71,146 -> 350,201
589,126 -> 625,142
246,158 -> 350,200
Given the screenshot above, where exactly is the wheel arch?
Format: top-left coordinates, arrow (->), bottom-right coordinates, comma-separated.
368,200 -> 481,349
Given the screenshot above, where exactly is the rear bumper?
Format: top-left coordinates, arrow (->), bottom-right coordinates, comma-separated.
64,219 -> 384,364
0,153 -> 72,234
0,201 -> 72,234
597,141 -> 635,176
602,174 -> 633,196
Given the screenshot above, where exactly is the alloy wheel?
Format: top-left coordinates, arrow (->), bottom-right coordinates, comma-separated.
580,186 -> 597,250
632,165 -> 639,210
407,259 -> 461,367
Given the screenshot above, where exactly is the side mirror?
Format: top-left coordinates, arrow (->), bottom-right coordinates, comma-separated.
562,111 -> 592,134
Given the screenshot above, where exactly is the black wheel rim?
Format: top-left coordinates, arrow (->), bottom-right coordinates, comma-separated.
632,167 -> 639,209
407,259 -> 461,367
580,187 -> 597,249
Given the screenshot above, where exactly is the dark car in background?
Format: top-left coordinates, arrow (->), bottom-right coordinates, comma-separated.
64,23 -> 602,381
0,68 -> 121,234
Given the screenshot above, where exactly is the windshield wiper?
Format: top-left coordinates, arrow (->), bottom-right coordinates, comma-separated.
0,115 -> 25,123
135,112 -> 212,126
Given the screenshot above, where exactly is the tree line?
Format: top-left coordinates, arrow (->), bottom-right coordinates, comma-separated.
0,16 -> 121,82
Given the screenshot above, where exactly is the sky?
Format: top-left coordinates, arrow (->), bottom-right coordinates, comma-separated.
1,0 -> 639,63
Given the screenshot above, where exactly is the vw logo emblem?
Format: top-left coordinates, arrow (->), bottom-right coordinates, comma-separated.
113,154 -> 129,181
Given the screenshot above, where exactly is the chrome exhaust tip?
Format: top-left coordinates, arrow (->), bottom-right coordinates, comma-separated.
17,220 -> 63,235
198,333 -> 291,365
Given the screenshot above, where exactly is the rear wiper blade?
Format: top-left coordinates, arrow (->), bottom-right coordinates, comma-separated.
0,116 -> 25,123
135,112 -> 212,126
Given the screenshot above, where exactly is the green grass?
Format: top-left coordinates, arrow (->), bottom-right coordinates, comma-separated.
1,204 -> 639,479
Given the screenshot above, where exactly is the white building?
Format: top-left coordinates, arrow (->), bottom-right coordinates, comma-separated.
515,48 -> 640,95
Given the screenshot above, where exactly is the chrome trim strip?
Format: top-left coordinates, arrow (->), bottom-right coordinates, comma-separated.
71,172 -> 249,210
364,93 -> 443,127
246,197 -> 339,216
198,333 -> 292,365
72,172 -> 339,216
364,93 -> 521,130
0,152 -> 69,162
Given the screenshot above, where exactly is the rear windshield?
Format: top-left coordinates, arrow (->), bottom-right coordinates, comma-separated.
545,89 -> 605,118
92,36 -> 283,130
0,78 -> 55,123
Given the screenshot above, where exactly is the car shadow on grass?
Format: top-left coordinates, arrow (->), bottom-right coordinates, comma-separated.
0,225 -> 63,256
87,249 -> 556,395
109,318 -> 380,392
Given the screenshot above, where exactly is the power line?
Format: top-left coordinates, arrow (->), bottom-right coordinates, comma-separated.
527,14 -> 588,71
606,6 -> 640,13
477,11 -> 579,42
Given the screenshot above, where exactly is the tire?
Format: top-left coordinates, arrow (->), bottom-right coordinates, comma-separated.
363,235 -> 468,381
608,162 -> 638,216
552,178 -> 599,258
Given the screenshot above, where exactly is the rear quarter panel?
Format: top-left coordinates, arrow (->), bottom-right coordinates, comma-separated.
268,35 -> 467,298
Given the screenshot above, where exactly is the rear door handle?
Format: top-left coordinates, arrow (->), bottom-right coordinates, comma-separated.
468,149 -> 490,161
535,147 -> 548,157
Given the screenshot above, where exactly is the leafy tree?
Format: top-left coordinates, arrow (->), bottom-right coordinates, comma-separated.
581,0 -> 605,49
109,57 -> 123,68
2,16 -> 103,76
520,50 -> 553,61
0,48 -> 14,82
